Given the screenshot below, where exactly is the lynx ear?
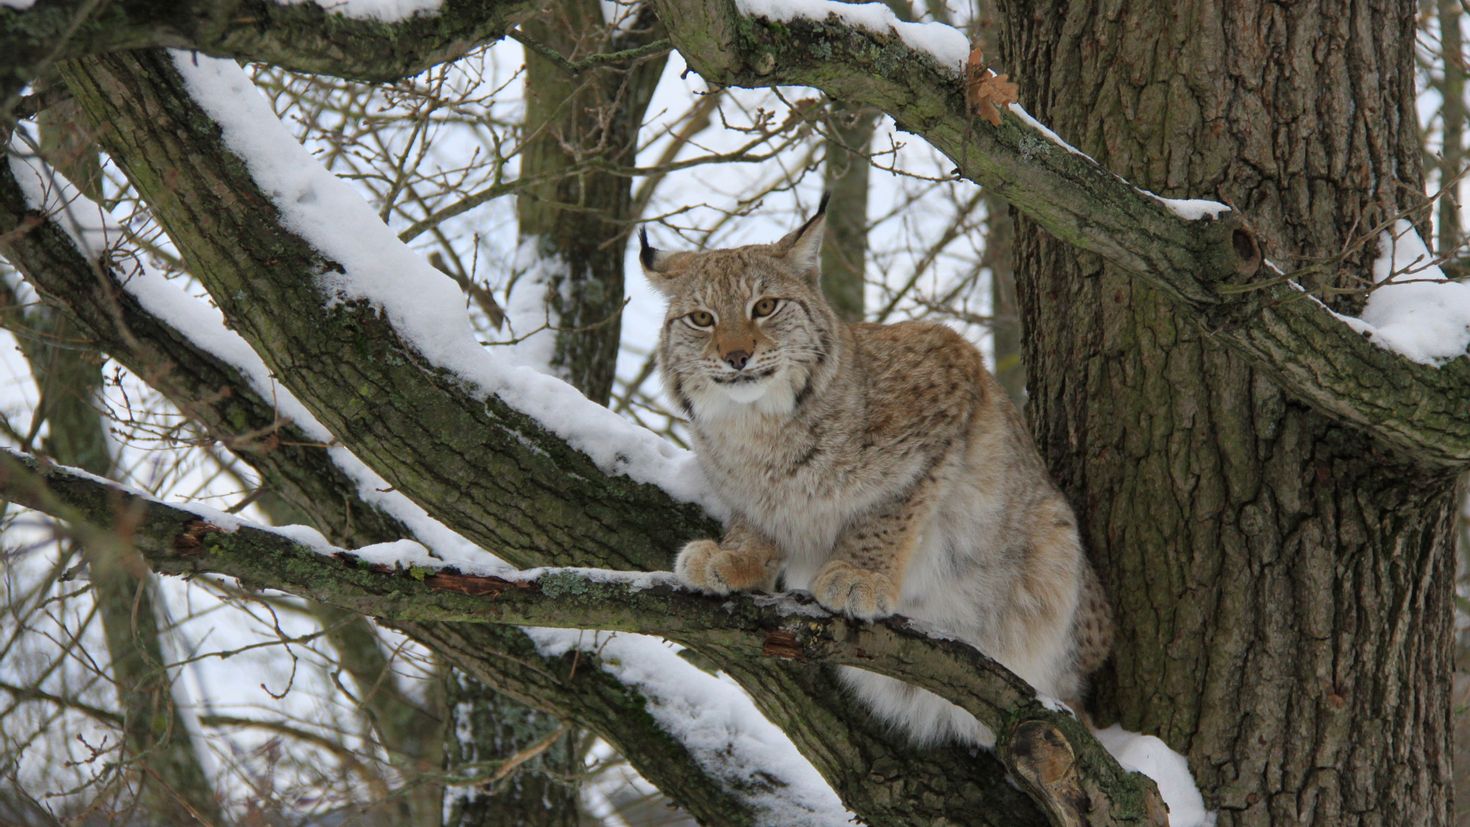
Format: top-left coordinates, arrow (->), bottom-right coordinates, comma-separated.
639,227 -> 683,292
774,192 -> 830,280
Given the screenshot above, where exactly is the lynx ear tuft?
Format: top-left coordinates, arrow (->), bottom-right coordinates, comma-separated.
639,226 -> 686,291
639,227 -> 659,271
775,193 -> 829,280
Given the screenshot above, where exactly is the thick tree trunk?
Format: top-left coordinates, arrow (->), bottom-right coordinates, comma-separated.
1001,2 -> 1456,824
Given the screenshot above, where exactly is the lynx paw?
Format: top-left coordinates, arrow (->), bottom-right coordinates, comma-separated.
674,540 -> 773,594
811,561 -> 896,620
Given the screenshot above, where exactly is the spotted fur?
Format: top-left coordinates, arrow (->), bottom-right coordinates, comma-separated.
644,204 -> 1113,746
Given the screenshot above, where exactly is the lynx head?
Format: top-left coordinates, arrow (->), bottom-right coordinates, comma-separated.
643,197 -> 839,421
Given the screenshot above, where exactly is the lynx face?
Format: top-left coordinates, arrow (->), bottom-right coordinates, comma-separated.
643,210 -> 837,419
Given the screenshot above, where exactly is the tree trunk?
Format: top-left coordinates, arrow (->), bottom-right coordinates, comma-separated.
1001,2 -> 1455,824
820,98 -> 873,322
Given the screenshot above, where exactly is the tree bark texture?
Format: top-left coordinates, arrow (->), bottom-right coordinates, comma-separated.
999,2 -> 1456,824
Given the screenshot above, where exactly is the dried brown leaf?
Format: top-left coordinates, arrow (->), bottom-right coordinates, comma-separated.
964,44 -> 1018,127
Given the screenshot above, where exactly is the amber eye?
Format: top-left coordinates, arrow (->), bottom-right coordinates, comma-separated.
752,298 -> 779,318
687,310 -> 715,328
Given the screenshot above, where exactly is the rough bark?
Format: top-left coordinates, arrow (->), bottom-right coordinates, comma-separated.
998,2 -> 1455,824
1439,0 -> 1465,256
515,0 -> 667,401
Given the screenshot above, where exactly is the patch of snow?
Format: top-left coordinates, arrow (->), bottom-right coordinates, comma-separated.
268,523 -> 334,551
736,0 -> 969,74
0,0 -> 36,10
522,566 -> 679,593
170,53 -> 723,517
750,591 -> 828,618
1347,220 -> 1470,365
1092,725 -> 1213,827
1037,695 -> 1077,716
528,629 -> 853,825
500,237 -> 564,374
1146,194 -> 1231,221
274,0 -> 442,22
1005,102 -> 1093,161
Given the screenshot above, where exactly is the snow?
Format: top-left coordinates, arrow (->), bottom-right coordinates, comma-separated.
501,237 -> 565,374
170,52 -> 723,517
529,630 -> 854,825
274,0 -> 442,22
0,0 -> 36,9
1007,102 -> 1093,159
1150,195 -> 1231,221
1333,219 -> 1470,365
1093,725 -> 1213,827
6,138 -> 508,574
735,0 -> 969,73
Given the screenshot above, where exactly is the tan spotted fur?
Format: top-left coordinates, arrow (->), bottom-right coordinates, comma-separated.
643,204 -> 1113,746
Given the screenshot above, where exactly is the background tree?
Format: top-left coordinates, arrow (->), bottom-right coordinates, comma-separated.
1,1 -> 1468,825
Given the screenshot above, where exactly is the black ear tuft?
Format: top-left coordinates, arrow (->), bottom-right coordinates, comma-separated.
817,191 -> 831,216
639,227 -> 656,270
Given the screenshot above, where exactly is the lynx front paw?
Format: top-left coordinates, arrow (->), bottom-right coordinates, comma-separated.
811,561 -> 897,620
674,540 -> 774,595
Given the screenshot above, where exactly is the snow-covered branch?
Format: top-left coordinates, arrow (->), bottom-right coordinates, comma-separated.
0,115 -> 1046,827
656,0 -> 1470,467
52,48 -> 719,573
0,447 -> 1163,826
0,0 -> 535,124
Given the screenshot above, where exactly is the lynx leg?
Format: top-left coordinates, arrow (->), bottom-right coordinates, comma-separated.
811,471 -> 941,620
674,516 -> 784,594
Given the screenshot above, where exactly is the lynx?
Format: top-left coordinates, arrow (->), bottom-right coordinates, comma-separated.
642,198 -> 1113,746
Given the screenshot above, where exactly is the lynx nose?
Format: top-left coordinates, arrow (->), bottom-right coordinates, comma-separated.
724,350 -> 751,371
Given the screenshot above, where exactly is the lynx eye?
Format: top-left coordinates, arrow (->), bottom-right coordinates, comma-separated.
752,297 -> 780,318
686,310 -> 715,328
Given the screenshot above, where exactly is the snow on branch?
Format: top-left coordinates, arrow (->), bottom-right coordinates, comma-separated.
657,0 -> 1470,467
0,0 -> 536,124
0,447 -> 1167,827
54,48 -> 718,572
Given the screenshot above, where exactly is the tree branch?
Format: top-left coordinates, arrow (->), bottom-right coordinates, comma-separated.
0,157 -> 794,825
654,0 -> 1470,467
2,0 -> 536,124
54,49 -> 716,572
0,448 -> 1165,826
